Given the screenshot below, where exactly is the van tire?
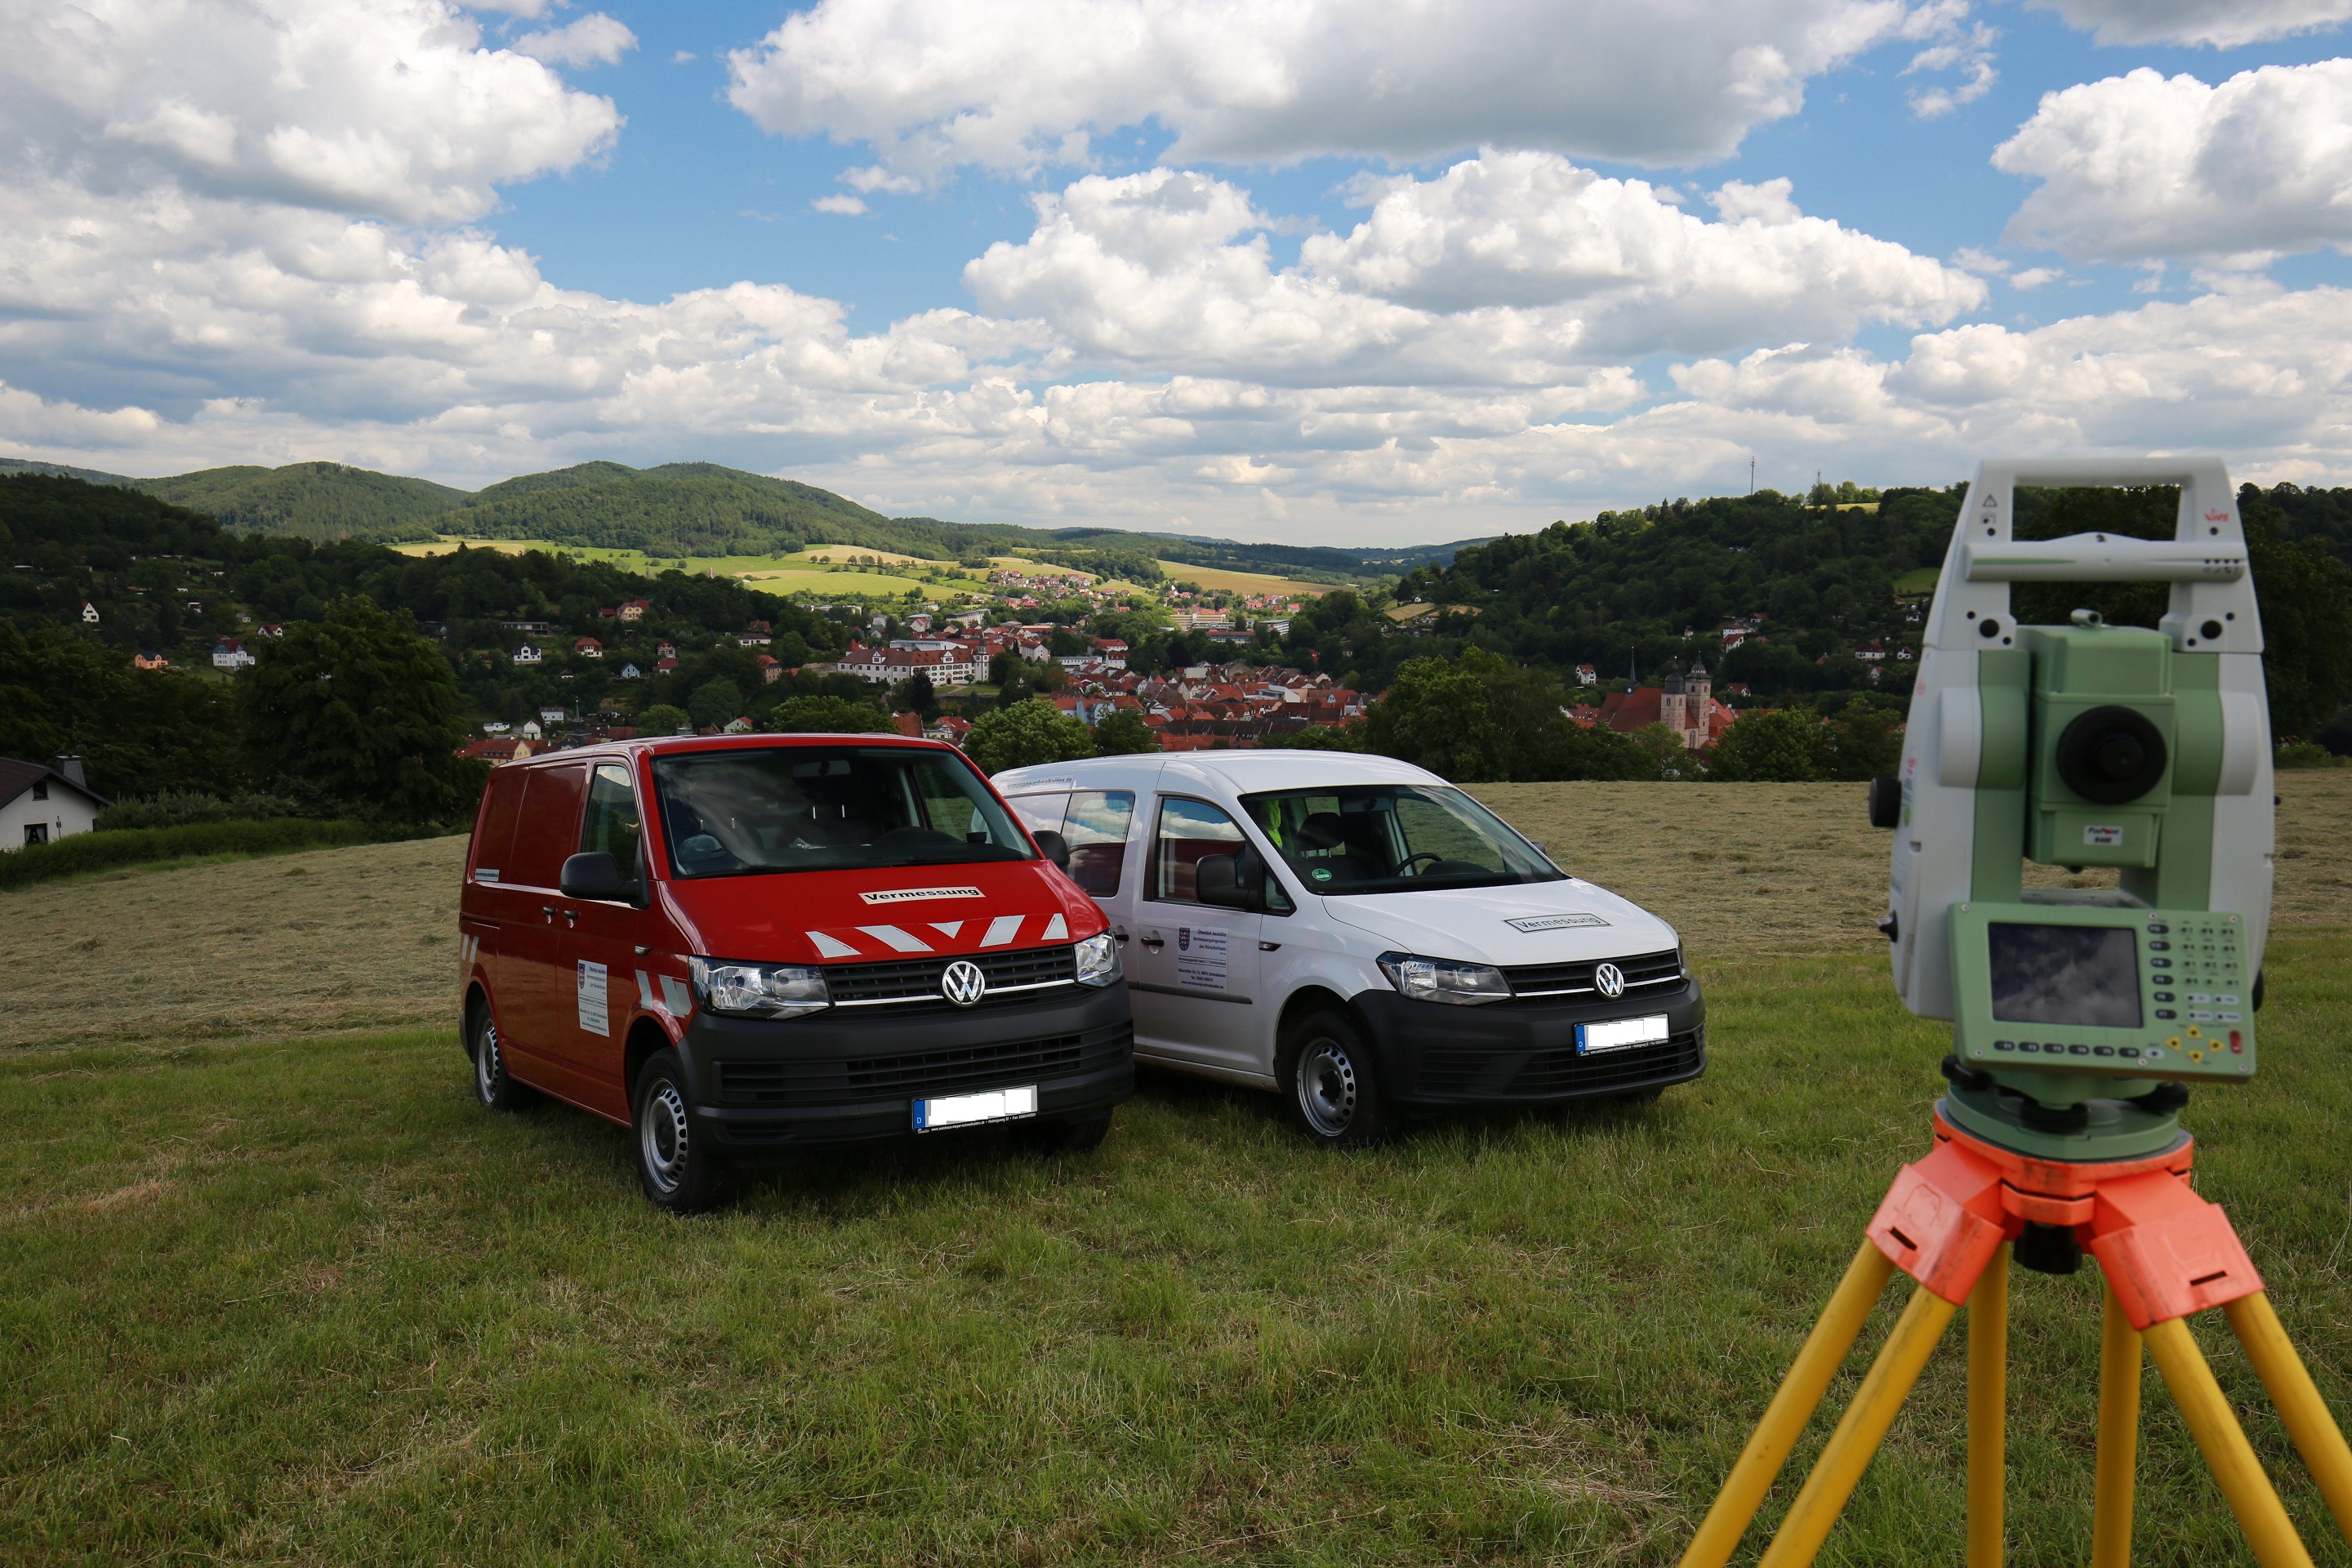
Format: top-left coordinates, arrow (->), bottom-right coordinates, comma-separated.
632,1049 -> 728,1213
1279,1009 -> 1392,1148
470,1005 -> 535,1112
1024,1110 -> 1113,1154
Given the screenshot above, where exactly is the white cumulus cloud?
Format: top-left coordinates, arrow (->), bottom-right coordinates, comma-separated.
725,0 -> 1929,180
1995,62 -> 2352,265
2,0 -> 621,225
514,13 -> 639,68
964,158 -> 1984,383
2025,0 -> 2352,47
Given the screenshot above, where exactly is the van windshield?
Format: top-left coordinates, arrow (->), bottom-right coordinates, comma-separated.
651,746 -> 1036,878
1240,783 -> 1562,896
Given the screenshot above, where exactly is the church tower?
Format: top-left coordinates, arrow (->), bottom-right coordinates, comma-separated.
1686,656 -> 1712,746
1662,662 -> 1686,737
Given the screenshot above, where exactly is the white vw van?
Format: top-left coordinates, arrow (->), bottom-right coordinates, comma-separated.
994,751 -> 1705,1145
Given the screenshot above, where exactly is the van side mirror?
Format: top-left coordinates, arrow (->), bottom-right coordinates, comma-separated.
1196,846 -> 1264,911
560,851 -> 641,904
1032,829 -> 1071,870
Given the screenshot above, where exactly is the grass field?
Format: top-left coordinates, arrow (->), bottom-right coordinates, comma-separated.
4,779 -> 2348,1563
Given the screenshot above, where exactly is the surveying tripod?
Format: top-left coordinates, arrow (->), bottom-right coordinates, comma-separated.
1679,1106 -> 2352,1567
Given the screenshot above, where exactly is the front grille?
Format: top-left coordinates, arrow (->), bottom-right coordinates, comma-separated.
1500,947 -> 1686,1002
823,943 -> 1078,1012
1414,1027 -> 1704,1100
715,1023 -> 1131,1107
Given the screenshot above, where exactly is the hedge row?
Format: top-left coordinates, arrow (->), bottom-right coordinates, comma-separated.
0,818 -> 384,891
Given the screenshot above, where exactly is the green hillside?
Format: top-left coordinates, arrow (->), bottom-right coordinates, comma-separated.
132,463 -> 470,544
0,457 -> 134,486
450,462 -> 913,558
2,454 -> 1485,579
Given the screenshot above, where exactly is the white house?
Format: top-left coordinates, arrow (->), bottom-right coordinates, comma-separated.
1,756 -> 106,849
514,644 -> 542,665
211,637 -> 254,670
80,601 -> 100,623
618,662 -> 642,679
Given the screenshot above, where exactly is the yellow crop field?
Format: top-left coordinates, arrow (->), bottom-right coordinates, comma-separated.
1152,559 -> 1337,598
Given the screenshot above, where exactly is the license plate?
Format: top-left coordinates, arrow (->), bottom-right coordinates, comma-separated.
912,1085 -> 1038,1132
1577,1015 -> 1669,1054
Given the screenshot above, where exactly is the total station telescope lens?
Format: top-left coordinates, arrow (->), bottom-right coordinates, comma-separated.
2056,705 -> 2168,804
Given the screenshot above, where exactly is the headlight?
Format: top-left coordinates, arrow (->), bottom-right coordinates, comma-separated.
688,957 -> 830,1018
1072,931 -> 1121,987
1378,951 -> 1511,1006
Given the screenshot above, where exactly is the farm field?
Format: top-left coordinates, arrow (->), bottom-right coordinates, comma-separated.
1152,559 -> 1339,599
3,777 -> 2347,1563
390,538 -> 998,599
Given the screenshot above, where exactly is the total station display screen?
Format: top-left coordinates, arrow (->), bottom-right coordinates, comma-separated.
1988,923 -> 2143,1028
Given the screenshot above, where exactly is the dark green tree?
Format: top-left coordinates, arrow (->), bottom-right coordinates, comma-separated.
639,703 -> 689,734
1814,696 -> 1905,781
1707,708 -> 1825,782
687,678 -> 745,730
1090,708 -> 1158,755
238,596 -> 470,820
892,670 -> 939,717
0,619 -> 246,799
768,695 -> 893,733
1280,724 -> 1364,752
1361,657 -> 1493,779
964,700 -> 1094,773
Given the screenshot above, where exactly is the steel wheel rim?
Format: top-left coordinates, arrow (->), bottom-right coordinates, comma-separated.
641,1079 -> 690,1192
474,1019 -> 501,1102
1298,1040 -> 1357,1136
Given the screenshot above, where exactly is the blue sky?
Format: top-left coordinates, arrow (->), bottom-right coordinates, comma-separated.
7,0 -> 2352,543
487,2 -> 2341,333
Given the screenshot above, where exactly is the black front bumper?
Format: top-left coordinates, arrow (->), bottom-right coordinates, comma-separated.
680,982 -> 1134,1155
1351,978 -> 1707,1108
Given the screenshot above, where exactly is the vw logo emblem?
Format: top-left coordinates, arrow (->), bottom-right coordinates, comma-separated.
1593,961 -> 1627,1000
940,960 -> 987,1008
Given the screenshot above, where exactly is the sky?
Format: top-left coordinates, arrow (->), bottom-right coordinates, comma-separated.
8,1 -> 2352,546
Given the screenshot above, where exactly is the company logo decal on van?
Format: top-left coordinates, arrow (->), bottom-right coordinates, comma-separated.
861,886 -> 985,904
1506,914 -> 1610,933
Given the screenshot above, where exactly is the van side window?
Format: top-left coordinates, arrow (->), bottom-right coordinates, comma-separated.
473,766 -> 529,881
579,762 -> 643,881
1062,791 -> 1134,897
509,765 -> 587,888
1151,796 -> 1245,904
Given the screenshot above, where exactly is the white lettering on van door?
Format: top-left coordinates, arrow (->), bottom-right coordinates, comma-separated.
577,960 -> 609,1036
1174,926 -> 1228,991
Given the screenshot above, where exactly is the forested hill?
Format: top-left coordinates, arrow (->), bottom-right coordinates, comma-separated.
1395,487 -> 1966,684
0,455 -> 1476,578
135,463 -> 471,544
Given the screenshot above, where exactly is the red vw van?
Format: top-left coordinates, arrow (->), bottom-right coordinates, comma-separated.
457,733 -> 1133,1209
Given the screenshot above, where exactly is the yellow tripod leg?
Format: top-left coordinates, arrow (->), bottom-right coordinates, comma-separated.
2091,1276 -> 2142,1568
1967,1244 -> 2007,1568
2144,1316 -> 2316,1568
1677,1241 -> 1898,1568
2225,1292 -> 2352,1548
1756,1284 -> 1961,1568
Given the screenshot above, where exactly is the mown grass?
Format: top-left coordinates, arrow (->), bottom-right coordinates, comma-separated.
2,782 -> 2347,1564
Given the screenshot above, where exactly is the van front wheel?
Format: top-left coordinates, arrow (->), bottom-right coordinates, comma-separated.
632,1049 -> 728,1213
469,1004 -> 534,1112
1279,1009 -> 1392,1148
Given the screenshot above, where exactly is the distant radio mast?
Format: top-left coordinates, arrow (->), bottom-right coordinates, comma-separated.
1749,456 -> 1756,494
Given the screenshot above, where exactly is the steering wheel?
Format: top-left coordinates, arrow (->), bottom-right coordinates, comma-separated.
1397,852 -> 1446,876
